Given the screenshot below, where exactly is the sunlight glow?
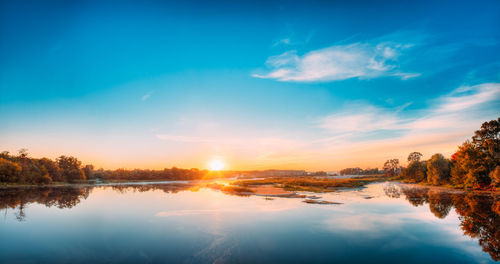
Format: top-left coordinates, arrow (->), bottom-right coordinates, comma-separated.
209,159 -> 225,171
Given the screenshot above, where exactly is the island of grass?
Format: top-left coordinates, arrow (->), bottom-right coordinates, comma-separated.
231,175 -> 391,193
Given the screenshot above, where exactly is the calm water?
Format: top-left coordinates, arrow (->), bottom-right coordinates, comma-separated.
1,181 -> 499,263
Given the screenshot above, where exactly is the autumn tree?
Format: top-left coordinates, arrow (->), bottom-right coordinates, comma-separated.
83,165 -> 95,180
383,159 -> 400,177
38,158 -> 62,182
407,152 -> 423,163
56,156 -> 85,183
426,153 -> 450,185
402,160 -> 427,182
451,118 -> 499,187
0,158 -> 22,182
490,166 -> 500,187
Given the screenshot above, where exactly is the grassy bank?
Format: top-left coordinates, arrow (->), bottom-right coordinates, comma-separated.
233,175 -> 391,193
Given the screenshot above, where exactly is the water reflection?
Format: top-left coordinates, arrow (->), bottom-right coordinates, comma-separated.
0,182 -> 499,263
0,187 -> 90,221
384,184 -> 500,261
0,183 -> 196,221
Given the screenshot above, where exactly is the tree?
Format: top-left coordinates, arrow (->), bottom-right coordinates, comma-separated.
402,160 -> 427,182
407,152 -> 423,163
427,154 -> 450,185
472,117 -> 500,163
17,148 -> 29,159
38,158 -> 62,182
56,156 -> 85,183
0,158 -> 22,182
83,165 -> 94,180
452,141 -> 492,188
490,166 -> 500,187
31,165 -> 52,185
449,118 -> 499,188
383,159 -> 400,177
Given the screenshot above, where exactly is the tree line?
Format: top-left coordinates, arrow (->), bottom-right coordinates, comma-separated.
0,149 -> 213,184
339,167 -> 381,176
383,117 -> 500,189
0,149 -> 89,184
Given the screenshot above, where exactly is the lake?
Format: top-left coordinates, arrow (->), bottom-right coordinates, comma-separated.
1,181 -> 498,263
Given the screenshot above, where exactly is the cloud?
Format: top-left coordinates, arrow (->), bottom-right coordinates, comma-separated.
272,37 -> 291,47
318,104 -> 407,134
141,91 -> 153,101
254,82 -> 499,168
436,83 -> 500,113
253,41 -> 418,82
153,83 -> 499,170
319,83 -> 500,135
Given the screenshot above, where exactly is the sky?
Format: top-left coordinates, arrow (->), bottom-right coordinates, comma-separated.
1,0 -> 499,171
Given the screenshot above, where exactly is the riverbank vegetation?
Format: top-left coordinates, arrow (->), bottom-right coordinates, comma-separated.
0,150 -> 215,185
232,175 -> 390,193
339,167 -> 381,175
2,117 -> 497,191
388,117 -> 499,190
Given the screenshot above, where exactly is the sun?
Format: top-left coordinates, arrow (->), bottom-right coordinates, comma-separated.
209,159 -> 225,171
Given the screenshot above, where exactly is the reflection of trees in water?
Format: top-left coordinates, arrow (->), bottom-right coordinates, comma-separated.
385,184 -> 500,261
401,187 -> 429,207
383,184 -> 401,198
428,191 -> 453,219
0,187 -> 90,221
109,183 -> 195,194
0,184 -> 195,221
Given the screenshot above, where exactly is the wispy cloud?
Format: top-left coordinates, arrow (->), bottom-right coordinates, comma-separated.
154,83 -> 499,170
318,104 -> 407,134
435,83 -> 500,113
272,37 -> 291,47
319,83 -> 500,135
253,41 -> 419,82
141,91 -> 153,101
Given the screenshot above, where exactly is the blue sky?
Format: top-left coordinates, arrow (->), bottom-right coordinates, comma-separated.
1,0 -> 499,170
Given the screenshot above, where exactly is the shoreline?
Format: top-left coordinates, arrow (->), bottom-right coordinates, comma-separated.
1,178 -> 499,195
